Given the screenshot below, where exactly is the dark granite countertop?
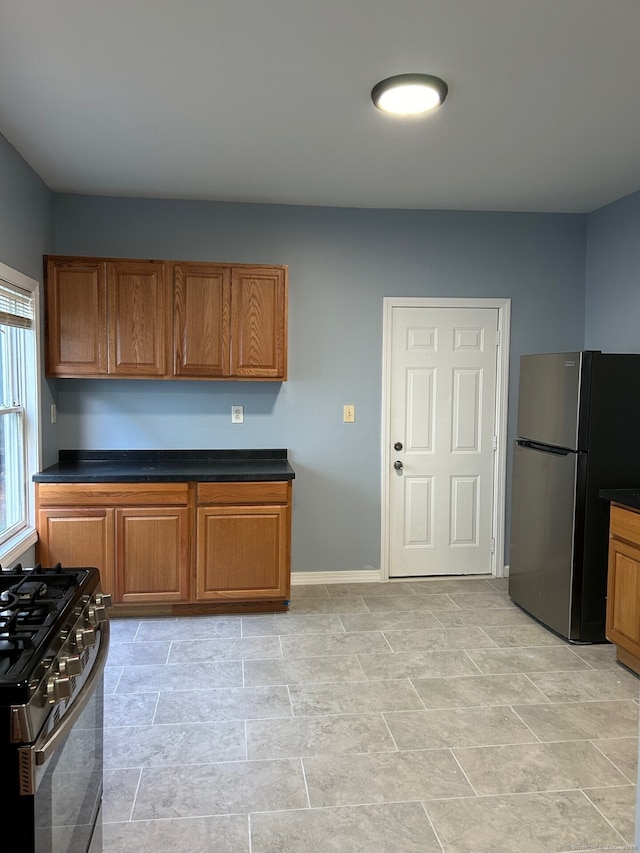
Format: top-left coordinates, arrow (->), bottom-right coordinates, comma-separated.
600,488 -> 640,512
33,450 -> 295,483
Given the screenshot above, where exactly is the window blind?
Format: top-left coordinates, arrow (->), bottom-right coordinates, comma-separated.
0,280 -> 33,329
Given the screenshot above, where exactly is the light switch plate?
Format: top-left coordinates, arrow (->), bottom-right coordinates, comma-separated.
232,405 -> 244,424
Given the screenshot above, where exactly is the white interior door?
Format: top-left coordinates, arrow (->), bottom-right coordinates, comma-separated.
384,301 -> 505,578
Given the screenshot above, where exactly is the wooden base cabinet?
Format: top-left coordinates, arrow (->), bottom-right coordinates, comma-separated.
115,507 -> 189,604
37,507 -> 115,597
606,503 -> 640,675
36,479 -> 292,614
196,482 -> 291,604
36,483 -> 190,606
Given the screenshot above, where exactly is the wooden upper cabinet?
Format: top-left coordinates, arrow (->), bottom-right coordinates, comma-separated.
107,260 -> 169,376
45,257 -> 108,375
231,267 -> 287,379
45,256 -> 287,380
173,263 -> 231,377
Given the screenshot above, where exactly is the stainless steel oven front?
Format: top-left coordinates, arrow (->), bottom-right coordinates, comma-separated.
0,566 -> 111,853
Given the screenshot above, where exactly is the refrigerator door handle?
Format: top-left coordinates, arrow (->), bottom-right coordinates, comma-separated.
516,439 -> 572,456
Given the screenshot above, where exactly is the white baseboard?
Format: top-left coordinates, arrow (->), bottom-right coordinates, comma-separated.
291,569 -> 381,585
292,567 -> 509,584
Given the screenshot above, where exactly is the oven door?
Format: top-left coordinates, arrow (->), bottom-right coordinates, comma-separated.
18,621 -> 109,853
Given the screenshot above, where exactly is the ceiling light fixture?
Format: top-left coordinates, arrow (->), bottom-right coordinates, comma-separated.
371,73 -> 448,116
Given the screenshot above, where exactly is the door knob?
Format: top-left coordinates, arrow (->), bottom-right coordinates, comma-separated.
394,460 -> 403,470
394,442 -> 403,451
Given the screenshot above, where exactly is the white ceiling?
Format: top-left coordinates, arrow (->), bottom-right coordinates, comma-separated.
1,0 -> 640,213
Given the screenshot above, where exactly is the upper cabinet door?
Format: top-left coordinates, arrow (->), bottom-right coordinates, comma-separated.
173,264 -> 231,377
45,257 -> 108,375
230,267 -> 287,379
107,260 -> 170,376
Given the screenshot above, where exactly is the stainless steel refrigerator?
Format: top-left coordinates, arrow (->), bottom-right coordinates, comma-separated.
509,350 -> 640,643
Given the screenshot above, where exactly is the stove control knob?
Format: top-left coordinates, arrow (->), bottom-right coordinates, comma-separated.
88,604 -> 108,626
75,627 -> 96,649
46,675 -> 72,705
59,655 -> 83,677
96,593 -> 113,609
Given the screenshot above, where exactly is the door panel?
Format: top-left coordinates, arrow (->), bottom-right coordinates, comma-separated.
388,306 -> 498,576
509,441 -> 578,636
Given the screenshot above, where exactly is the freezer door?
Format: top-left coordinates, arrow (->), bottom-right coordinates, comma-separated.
508,440 -> 579,639
517,352 -> 582,450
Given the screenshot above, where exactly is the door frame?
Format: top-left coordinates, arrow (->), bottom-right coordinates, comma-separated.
381,297 -> 511,581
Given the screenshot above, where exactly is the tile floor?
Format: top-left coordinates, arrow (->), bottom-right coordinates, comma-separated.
102,576 -> 639,853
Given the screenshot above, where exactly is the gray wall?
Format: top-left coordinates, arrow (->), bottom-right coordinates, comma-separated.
52,195 -> 588,572
582,187 -> 640,850
0,133 -> 55,563
585,188 -> 640,351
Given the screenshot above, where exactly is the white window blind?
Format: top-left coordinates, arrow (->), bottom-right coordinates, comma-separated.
0,281 -> 33,329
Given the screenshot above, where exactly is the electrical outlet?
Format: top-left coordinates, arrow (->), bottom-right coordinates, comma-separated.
343,404 -> 355,423
232,405 -> 244,424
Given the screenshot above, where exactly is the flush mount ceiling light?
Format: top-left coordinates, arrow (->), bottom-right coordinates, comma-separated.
371,73 -> 448,116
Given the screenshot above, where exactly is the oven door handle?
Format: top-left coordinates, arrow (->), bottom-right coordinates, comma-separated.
17,621 -> 110,795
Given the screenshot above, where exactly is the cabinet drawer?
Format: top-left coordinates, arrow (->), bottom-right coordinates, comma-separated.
37,482 -> 190,507
197,481 -> 289,505
610,504 -> 640,546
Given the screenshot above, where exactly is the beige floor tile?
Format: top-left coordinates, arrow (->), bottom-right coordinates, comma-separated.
433,607 -> 533,628
357,649 -> 481,680
361,594 -> 460,612
384,706 -> 539,749
411,673 -> 550,709
339,610 -> 443,632
289,679 -> 424,716
583,785 -> 637,844
303,749 -> 473,806
453,740 -> 629,795
527,668 -> 640,702
289,584 -> 329,598
592,737 -> 639,783
247,713 -> 396,759
325,582 -> 416,597
512,700 -> 639,742
479,623 -> 565,647
241,613 -> 346,637
279,631 -> 392,658
383,626 -> 497,652
243,654 -> 367,686
250,802 -> 442,853
425,790 -> 625,853
466,646 -> 592,674
103,815 -> 250,853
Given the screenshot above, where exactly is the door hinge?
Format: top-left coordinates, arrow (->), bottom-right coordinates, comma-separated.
496,330 -> 501,346
491,538 -> 496,554
493,435 -> 498,451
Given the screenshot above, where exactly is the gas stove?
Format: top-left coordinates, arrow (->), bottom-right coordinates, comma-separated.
0,564 -> 111,740
0,564 -> 111,852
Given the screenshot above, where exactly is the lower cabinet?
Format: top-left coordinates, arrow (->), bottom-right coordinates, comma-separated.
35,479 -> 292,613
115,507 -> 189,604
37,507 -> 115,596
196,481 -> 291,603
606,503 -> 640,675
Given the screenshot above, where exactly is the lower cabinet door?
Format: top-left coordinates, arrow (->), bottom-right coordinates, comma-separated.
196,505 -> 289,601
115,507 -> 189,603
37,508 -> 115,597
606,536 -> 640,671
